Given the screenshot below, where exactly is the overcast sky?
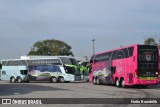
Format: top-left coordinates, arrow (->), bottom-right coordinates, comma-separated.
0,0 -> 160,60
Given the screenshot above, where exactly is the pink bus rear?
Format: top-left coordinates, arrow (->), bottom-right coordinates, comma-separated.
89,44 -> 160,88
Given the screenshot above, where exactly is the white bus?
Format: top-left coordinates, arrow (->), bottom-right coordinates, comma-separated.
0,58 -> 76,83
0,58 -> 77,83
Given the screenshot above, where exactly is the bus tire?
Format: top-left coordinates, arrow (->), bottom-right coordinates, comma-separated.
10,77 -> 16,83
93,77 -> 97,85
58,77 -> 65,83
96,78 -> 101,85
121,79 -> 125,88
115,78 -> 120,87
17,77 -> 22,83
50,77 -> 57,83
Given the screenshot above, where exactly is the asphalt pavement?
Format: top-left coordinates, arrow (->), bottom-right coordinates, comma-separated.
0,81 -> 160,107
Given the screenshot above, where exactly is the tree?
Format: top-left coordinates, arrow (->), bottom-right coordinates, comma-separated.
144,35 -> 160,48
144,37 -> 156,45
28,39 -> 74,56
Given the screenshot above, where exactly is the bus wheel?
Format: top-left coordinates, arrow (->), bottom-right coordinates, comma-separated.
50,77 -> 57,83
93,77 -> 97,85
115,79 -> 120,87
10,77 -> 16,83
17,77 -> 22,83
96,78 -> 101,85
121,79 -> 125,88
59,77 -> 65,83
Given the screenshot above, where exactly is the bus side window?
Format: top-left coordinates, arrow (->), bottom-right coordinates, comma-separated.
52,66 -> 61,72
20,70 -> 28,75
48,66 -> 52,72
43,65 -> 47,72
2,71 -> 6,75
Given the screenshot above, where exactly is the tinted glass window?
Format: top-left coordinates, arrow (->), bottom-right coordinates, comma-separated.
64,66 -> 75,74
20,70 -> 28,75
2,71 -> 6,75
94,47 -> 134,62
59,57 -> 72,65
2,59 -> 62,66
29,65 -> 61,73
138,45 -> 158,63
70,58 -> 78,66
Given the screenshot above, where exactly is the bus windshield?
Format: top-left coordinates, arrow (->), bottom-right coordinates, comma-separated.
69,58 -> 78,66
59,57 -> 72,65
59,57 -> 78,66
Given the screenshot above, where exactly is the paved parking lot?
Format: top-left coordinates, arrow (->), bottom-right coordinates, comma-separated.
0,81 -> 160,107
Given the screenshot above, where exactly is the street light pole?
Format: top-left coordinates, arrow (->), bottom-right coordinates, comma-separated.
92,39 -> 95,55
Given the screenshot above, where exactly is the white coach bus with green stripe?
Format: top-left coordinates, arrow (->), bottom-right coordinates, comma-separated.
0,58 -> 76,83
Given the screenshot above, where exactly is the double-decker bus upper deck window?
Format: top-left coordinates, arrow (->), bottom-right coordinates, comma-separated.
94,47 -> 134,63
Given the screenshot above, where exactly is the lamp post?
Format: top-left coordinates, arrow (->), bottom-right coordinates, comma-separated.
92,39 -> 95,55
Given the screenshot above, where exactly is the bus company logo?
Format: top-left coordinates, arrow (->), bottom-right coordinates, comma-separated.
2,99 -> 11,104
146,54 -> 151,61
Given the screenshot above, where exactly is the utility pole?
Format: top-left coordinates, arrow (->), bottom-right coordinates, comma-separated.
92,39 -> 95,55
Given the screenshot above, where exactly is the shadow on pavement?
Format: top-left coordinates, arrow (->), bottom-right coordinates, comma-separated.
0,83 -> 68,96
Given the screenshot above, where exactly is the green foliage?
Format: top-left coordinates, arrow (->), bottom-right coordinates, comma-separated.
144,37 -> 156,45
28,39 -> 74,56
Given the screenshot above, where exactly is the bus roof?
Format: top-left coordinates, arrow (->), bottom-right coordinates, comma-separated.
20,56 -> 78,59
1,57 -> 63,66
1,57 -> 61,61
94,44 -> 138,56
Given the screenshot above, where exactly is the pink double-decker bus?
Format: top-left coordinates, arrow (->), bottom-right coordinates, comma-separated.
89,44 -> 160,88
